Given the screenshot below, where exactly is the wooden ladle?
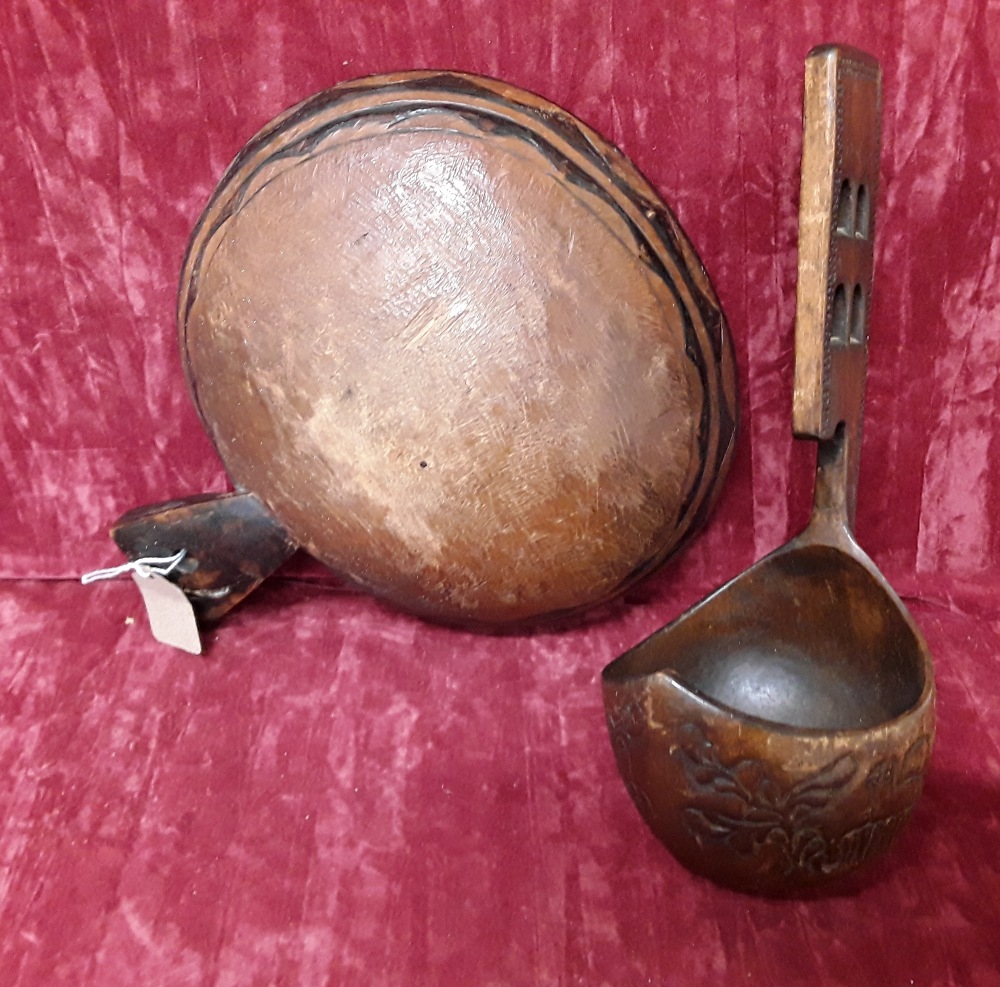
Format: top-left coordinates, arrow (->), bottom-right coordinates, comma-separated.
601,46 -> 935,896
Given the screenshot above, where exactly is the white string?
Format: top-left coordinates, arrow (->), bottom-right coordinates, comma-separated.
81,549 -> 187,585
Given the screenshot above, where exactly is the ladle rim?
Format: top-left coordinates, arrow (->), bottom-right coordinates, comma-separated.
602,534 -> 936,741
602,658 -> 935,742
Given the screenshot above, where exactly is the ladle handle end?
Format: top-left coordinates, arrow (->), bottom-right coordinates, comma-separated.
792,45 -> 881,442
793,45 -> 882,532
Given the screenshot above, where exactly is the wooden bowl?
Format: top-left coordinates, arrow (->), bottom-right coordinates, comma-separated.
117,72 -> 738,628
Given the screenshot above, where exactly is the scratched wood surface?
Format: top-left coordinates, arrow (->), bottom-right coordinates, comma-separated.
180,75 -> 737,625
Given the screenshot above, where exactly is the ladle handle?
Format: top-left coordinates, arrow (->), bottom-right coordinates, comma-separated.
793,45 -> 882,532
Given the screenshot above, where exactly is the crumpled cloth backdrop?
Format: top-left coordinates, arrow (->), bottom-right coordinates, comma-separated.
1,1 -> 998,985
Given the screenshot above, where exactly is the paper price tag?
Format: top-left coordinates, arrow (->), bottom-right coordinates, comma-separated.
131,571 -> 202,655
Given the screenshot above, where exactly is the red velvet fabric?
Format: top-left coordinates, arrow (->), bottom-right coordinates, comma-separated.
1,1 -> 998,984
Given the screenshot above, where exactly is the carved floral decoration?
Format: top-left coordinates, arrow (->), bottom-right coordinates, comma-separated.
673,723 -> 931,877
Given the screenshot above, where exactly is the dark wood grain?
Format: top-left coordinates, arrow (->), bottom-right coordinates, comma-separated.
112,492 -> 297,622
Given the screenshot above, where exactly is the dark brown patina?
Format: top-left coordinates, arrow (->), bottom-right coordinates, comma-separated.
602,46 -> 935,896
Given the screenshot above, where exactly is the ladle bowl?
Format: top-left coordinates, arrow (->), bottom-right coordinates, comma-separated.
603,528 -> 935,896
601,46 -> 936,895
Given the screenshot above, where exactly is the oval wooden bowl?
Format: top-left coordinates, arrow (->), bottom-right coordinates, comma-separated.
117,73 -> 738,628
